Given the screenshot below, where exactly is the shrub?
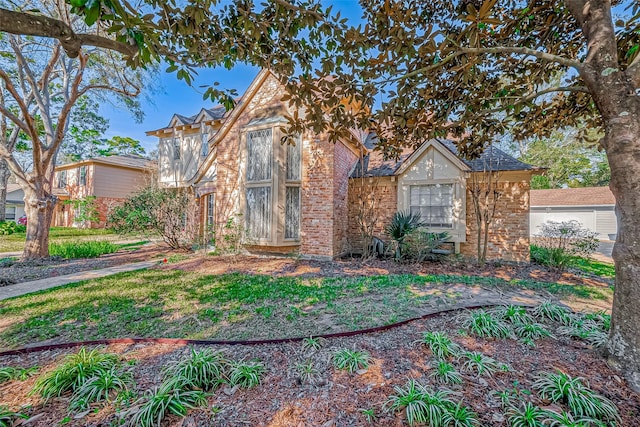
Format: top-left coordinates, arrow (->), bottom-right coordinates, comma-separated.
227,360 -> 265,388
169,348 -> 228,391
492,305 -> 534,325
69,366 -> 133,411
332,349 -> 370,373
430,360 -> 462,385
31,347 -> 120,399
532,301 -> 572,324
420,331 -> 461,359
532,220 -> 599,271
49,240 -> 119,259
462,310 -> 511,339
533,371 -> 620,423
0,221 -> 25,235
403,229 -> 451,262
506,402 -> 546,427
108,185 -> 198,250
385,380 -> 461,427
459,351 -> 500,377
301,336 -> 325,351
121,375 -> 207,427
386,211 -> 426,261
295,360 -> 319,384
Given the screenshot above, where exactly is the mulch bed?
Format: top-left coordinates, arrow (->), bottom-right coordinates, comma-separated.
0,244 -> 177,285
0,310 -> 638,426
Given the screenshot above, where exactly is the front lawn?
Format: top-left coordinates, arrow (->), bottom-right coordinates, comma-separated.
0,227 -> 117,253
0,268 -> 613,350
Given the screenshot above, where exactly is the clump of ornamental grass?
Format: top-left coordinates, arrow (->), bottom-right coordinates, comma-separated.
332,349 -> 370,373
420,331 -> 462,359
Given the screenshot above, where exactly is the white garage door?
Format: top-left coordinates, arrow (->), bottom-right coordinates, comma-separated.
530,206 -> 617,240
530,208 -> 595,235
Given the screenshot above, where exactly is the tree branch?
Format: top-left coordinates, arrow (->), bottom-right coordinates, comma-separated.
0,8 -> 138,58
0,69 -> 39,140
476,86 -> 589,115
397,46 -> 582,82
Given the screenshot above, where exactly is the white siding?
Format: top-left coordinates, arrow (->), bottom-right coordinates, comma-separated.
397,145 -> 466,242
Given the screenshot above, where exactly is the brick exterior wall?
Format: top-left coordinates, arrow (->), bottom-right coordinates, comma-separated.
53,196 -> 124,228
346,176 -> 397,254
460,172 -> 531,262
211,72 -> 360,259
300,137 -> 335,258
332,142 -> 359,256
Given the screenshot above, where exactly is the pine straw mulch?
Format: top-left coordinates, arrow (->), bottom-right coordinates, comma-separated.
1,309 -> 638,427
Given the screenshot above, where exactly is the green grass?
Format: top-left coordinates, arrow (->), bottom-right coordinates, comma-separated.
0,270 -> 613,350
572,257 -> 615,278
49,240 -> 121,259
0,227 -> 117,253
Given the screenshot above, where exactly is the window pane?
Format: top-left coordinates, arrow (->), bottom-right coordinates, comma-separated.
286,139 -> 301,181
409,184 -> 454,228
246,186 -> 271,239
285,186 -> 300,239
173,138 -> 180,160
247,129 -> 272,182
207,194 -> 215,226
201,132 -> 209,157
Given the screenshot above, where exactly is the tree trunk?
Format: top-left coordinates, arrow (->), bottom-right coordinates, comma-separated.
22,187 -> 56,259
604,118 -> 640,391
0,159 -> 10,222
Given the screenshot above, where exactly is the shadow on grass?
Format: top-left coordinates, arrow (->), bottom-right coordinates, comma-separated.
0,269 -> 612,350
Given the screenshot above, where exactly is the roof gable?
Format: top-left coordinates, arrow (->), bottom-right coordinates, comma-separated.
352,135 -> 537,178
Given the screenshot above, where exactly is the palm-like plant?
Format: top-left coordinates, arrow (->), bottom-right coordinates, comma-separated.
386,210 -> 426,260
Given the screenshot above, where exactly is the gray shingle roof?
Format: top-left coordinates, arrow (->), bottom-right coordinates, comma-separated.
352,135 -> 536,178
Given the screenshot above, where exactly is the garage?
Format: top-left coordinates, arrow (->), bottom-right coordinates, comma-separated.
530,187 -> 617,241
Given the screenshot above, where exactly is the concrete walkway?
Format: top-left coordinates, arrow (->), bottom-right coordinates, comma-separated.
0,260 -> 157,301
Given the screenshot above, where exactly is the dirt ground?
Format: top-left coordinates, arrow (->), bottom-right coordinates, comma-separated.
0,243 -> 178,285
0,310 -> 638,427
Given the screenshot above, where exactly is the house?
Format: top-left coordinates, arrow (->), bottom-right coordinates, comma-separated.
148,70 -> 538,261
530,186 -> 617,240
4,184 -> 25,222
52,155 -> 153,227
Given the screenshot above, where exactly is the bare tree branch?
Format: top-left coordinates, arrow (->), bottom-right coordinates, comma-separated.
0,7 -> 138,58
478,86 -> 590,115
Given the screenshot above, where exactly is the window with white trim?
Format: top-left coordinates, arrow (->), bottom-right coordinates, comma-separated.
245,129 -> 273,240
285,139 -> 301,239
409,184 -> 454,228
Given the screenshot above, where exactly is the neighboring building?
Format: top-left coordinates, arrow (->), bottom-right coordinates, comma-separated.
530,186 -> 617,240
52,155 -> 153,228
148,69 -> 539,261
4,184 -> 25,222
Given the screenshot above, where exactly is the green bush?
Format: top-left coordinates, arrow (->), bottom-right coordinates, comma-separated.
531,220 -> 599,271
0,221 -> 26,235
49,240 -> 120,259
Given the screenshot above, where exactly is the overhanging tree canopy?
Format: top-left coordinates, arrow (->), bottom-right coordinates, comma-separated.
1,0 -> 639,390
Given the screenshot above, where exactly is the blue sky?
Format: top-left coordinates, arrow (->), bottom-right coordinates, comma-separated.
100,0 -> 364,154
